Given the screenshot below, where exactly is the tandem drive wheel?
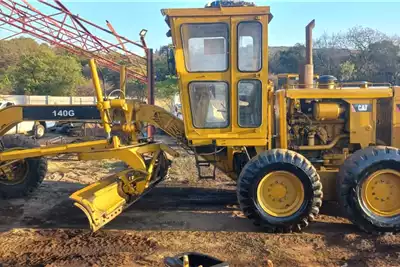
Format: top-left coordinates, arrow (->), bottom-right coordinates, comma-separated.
0,135 -> 47,198
338,146 -> 400,233
237,149 -> 323,232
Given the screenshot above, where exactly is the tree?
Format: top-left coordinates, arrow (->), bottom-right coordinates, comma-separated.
0,37 -> 46,75
344,26 -> 388,80
368,40 -> 400,84
275,44 -> 305,74
314,32 -> 349,77
155,76 -> 178,109
154,57 -> 170,81
100,67 -> 119,89
126,80 -> 147,101
0,38 -> 50,94
154,45 -> 171,81
9,49 -> 84,96
339,61 -> 356,81
0,73 -> 12,94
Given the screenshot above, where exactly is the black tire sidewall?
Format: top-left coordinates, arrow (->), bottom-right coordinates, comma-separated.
0,135 -> 47,198
237,149 -> 321,230
350,161 -> 399,231
249,162 -> 314,225
339,146 -> 400,233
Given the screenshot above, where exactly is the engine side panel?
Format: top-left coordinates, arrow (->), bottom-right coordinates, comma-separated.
345,99 -> 376,148
376,98 -> 392,146
392,86 -> 400,148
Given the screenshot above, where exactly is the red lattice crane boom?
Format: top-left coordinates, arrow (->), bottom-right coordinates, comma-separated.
0,0 -> 148,83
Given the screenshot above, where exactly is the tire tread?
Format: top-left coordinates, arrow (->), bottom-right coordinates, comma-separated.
0,135 -> 47,198
337,146 -> 400,233
237,149 -> 322,233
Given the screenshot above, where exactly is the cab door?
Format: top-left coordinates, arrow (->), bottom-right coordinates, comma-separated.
172,16 -> 232,145
230,15 -> 269,143
170,12 -> 270,147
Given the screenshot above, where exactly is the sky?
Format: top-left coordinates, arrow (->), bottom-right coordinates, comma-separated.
2,1 -> 400,53
63,1 -> 400,48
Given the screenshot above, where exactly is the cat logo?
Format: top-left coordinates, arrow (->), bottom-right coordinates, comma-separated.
351,104 -> 372,112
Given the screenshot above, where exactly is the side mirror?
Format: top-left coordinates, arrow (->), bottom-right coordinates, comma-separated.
167,46 -> 176,76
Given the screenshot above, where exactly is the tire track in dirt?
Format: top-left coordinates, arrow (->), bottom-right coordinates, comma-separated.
0,229 -> 159,267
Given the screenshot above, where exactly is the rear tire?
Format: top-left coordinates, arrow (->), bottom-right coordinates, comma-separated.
338,146 -> 400,233
237,149 -> 322,232
0,135 -> 47,198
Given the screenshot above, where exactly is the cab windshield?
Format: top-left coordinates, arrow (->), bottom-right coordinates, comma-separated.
181,23 -> 229,72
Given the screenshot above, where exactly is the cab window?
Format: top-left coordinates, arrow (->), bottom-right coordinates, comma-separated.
238,21 -> 262,72
189,81 -> 229,128
181,23 -> 229,72
238,80 -> 262,127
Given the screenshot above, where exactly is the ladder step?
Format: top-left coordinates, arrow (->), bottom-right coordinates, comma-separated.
198,162 -> 211,167
197,161 -> 217,165
196,166 -> 217,180
198,175 -> 215,180
196,160 -> 217,164
193,145 -> 218,180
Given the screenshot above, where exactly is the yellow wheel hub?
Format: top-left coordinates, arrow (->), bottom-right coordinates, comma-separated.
0,147 -> 28,185
361,169 -> 400,217
257,171 -> 304,217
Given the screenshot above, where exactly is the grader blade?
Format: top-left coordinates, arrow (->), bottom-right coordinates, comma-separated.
70,174 -> 129,232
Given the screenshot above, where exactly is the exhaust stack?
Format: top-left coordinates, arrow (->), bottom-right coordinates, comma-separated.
300,19 -> 315,88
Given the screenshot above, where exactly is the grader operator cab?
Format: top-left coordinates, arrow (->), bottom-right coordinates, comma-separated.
0,1 -> 399,233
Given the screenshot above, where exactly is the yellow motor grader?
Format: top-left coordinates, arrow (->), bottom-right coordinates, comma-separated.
0,1 -> 399,233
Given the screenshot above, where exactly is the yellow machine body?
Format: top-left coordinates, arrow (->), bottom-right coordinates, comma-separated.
162,4 -> 400,204
0,3 -> 400,233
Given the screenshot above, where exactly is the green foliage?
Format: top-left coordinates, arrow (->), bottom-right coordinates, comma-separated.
155,76 -> 178,100
126,80 -> 147,101
154,45 -> 171,81
368,40 -> 400,83
269,44 -> 305,74
339,61 -> 356,81
0,73 -> 12,94
9,48 -> 84,96
153,45 -> 178,101
0,38 -> 46,75
155,57 -> 170,81
0,38 -> 48,94
272,26 -> 400,85
101,67 -> 120,89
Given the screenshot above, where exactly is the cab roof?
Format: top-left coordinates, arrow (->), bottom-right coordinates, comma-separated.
161,6 -> 272,22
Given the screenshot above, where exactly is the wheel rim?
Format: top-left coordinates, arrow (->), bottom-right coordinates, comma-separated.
0,147 -> 29,185
257,171 -> 305,217
361,169 -> 400,217
37,126 -> 44,137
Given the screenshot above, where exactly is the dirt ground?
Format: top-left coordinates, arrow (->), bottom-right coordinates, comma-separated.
0,135 -> 399,267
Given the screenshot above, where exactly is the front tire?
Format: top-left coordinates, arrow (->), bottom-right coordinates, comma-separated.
338,146 -> 400,233
0,135 -> 47,198
237,149 -> 322,232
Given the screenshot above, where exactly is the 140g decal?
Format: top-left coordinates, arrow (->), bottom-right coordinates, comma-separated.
23,106 -> 101,121
52,110 -> 75,117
